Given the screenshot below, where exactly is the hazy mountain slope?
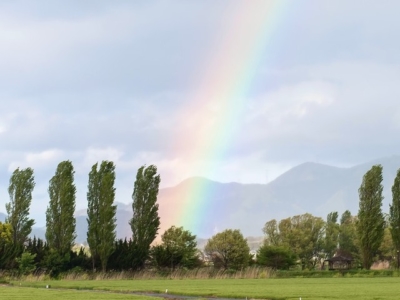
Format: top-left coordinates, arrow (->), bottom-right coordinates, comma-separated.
74,203 -> 132,244
348,155 -> 400,209
0,203 -> 135,244
0,212 -> 5,222
157,177 -> 267,239
31,227 -> 45,240
156,156 -> 400,238
264,162 -> 351,219
262,156 -> 400,222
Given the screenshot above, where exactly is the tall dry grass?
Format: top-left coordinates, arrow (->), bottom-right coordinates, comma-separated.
10,266 -> 275,281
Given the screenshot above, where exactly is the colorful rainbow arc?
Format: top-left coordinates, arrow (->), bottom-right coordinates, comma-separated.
162,1 -> 289,236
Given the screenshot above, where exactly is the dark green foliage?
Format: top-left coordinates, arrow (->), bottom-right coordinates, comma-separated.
257,245 -> 296,270
205,229 -> 250,270
390,169 -> 400,252
6,168 -> 35,246
150,245 -> 173,270
46,161 -> 77,256
25,237 -> 67,277
16,252 -> 36,275
43,249 -> 70,278
357,165 -> 385,269
38,243 -> 90,278
0,242 -> 22,270
130,165 -> 161,270
150,226 -> 199,270
108,239 -> 133,271
87,161 -> 117,272
25,237 -> 50,268
69,247 -> 91,271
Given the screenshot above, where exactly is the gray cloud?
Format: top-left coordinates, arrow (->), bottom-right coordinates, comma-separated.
1,0 -> 400,225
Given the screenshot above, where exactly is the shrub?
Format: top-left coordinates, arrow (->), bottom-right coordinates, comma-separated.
257,245 -> 296,270
16,252 -> 36,275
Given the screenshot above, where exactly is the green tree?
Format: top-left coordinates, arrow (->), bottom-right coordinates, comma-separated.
357,164 -> 385,269
377,227 -> 394,261
390,169 -> 400,253
46,161 -> 77,257
324,212 -> 339,258
25,237 -> 50,269
262,219 -> 280,246
130,165 -> 161,269
16,252 -> 37,275
151,226 -> 198,270
268,214 -> 325,269
6,167 -> 35,245
338,210 -> 359,260
0,222 -> 19,269
204,229 -> 250,270
0,222 -> 12,245
87,161 -> 117,272
257,245 -> 296,270
44,248 -> 69,278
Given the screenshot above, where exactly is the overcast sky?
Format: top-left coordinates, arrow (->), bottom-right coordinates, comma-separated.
1,0 -> 400,224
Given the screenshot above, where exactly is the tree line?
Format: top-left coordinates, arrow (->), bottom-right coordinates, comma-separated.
0,161 -> 168,275
0,162 -> 399,275
261,165 -> 400,270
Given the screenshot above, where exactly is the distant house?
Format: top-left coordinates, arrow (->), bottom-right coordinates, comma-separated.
323,255 -> 353,270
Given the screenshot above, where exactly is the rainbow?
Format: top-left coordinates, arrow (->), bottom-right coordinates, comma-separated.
160,1 -> 289,237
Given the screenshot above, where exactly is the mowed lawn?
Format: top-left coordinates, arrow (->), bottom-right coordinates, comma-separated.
0,286 -> 155,300
12,277 -> 400,300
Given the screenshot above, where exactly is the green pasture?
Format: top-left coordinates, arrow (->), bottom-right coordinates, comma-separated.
10,277 -> 400,300
0,286 -> 154,300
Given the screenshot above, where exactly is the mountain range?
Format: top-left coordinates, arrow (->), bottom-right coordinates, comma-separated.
1,156 -> 400,244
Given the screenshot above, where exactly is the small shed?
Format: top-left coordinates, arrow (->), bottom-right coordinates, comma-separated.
324,255 -> 353,270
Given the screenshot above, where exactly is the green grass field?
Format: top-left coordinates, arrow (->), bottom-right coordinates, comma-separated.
9,277 -> 400,300
0,286 -> 155,300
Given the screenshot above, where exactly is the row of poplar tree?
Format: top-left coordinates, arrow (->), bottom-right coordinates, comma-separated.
0,161 -> 163,274
1,162 -> 399,274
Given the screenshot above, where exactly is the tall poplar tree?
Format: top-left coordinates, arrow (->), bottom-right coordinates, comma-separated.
324,211 -> 339,258
338,210 -> 358,259
6,167 -> 35,246
357,164 -> 385,269
389,168 -> 400,252
87,161 -> 117,272
46,161 -> 77,256
130,165 -> 161,269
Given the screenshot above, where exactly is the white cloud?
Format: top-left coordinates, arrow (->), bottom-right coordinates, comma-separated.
82,147 -> 124,169
0,125 -> 6,134
237,61 -> 400,166
8,149 -> 64,171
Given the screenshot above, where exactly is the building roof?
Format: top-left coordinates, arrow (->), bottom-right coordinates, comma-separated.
324,255 -> 353,262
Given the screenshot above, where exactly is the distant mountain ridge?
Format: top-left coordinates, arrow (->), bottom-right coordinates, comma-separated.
2,156 -> 400,243
156,155 -> 400,238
